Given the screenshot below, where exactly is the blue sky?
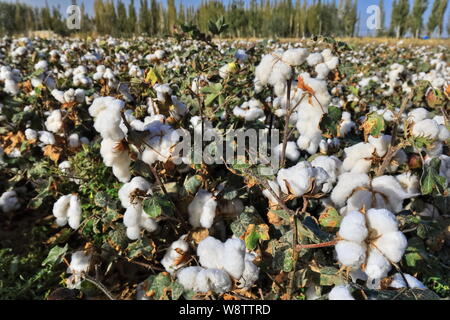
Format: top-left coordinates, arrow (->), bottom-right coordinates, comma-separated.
3,0 -> 449,37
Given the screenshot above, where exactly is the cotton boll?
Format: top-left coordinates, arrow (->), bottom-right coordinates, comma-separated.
68,133 -> 80,148
68,251 -> 91,275
282,48 -> 309,66
197,236 -> 224,270
52,195 -> 71,222
196,268 -> 231,293
307,53 -> 323,66
126,226 -> 141,240
390,273 -> 426,289
331,173 -> 370,208
328,285 -> 354,300
338,211 -> 368,243
395,172 -> 419,194
365,248 -> 391,280
335,240 -> 366,268
375,231 -> 407,263
368,135 -> 391,157
366,208 -> 398,236
371,175 -> 416,212
438,125 -> 449,141
277,162 -> 315,197
222,238 -> 246,279
0,191 -> 20,213
412,119 -> 440,140
255,54 -> 278,86
177,266 -> 203,291
118,176 -> 152,208
123,205 -> 141,228
325,56 -> 339,70
67,194 -> 82,229
51,89 -> 66,104
273,142 -> 300,161
311,156 -> 342,183
342,142 -> 375,173
188,190 -> 217,229
345,190 -> 373,213
25,128 -> 37,140
161,235 -> 189,274
238,253 -> 259,289
407,108 -> 429,123
315,63 -> 330,79
45,110 -> 63,133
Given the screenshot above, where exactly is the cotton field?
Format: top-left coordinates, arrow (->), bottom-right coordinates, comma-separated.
0,34 -> 449,301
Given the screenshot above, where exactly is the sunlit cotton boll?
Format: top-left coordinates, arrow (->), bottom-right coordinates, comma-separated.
197,236 -> 225,270
276,162 -> 316,197
188,190 -> 217,229
338,211 -> 368,243
335,240 -> 367,268
328,285 -> 355,300
161,235 -> 189,274
44,110 -> 63,133
273,142 -> 300,162
389,273 -> 426,290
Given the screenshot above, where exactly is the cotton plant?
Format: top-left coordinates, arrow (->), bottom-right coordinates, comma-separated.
335,209 -> 408,288
118,176 -> 158,240
52,194 -> 82,229
176,236 -> 259,294
188,189 -> 218,229
161,235 -> 189,274
51,88 -> 85,105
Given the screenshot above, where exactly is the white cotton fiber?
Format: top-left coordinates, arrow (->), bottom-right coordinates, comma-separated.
273,141 -> 300,161
126,225 -> 141,240
366,208 -> 398,236
197,236 -> 225,270
222,238 -> 246,279
282,48 -> 309,66
374,231 -> 408,263
69,251 -> 91,274
345,190 -> 372,213
188,190 -> 217,229
390,273 -> 426,290
45,110 -> 63,133
238,253 -> 259,289
307,52 -> 323,66
195,268 -> 231,293
161,235 -> 189,274
277,162 -> 315,197
177,266 -> 203,291
328,285 -> 354,300
335,240 -> 366,268
365,248 -> 391,280
331,173 -> 370,208
371,175 -> 416,212
412,119 -> 440,140
368,135 -> 391,157
67,194 -> 82,229
338,211 -> 368,243
262,180 -> 281,204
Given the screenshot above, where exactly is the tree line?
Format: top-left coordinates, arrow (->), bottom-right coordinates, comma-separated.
0,0 -> 448,38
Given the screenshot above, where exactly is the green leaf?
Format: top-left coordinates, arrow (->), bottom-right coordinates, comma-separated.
42,244 -> 68,267
348,86 -> 359,97
320,106 -> 342,136
244,224 -> 270,250
144,273 -> 172,300
183,175 -> 203,194
143,195 -> 174,218
282,248 -> 294,272
318,207 -> 342,231
421,158 -> 448,195
363,112 -> 385,138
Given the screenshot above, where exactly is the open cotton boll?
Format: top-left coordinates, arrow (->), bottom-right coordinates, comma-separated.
188,190 -> 217,229
255,54 -> 278,86
371,175 -> 417,212
328,285 -> 355,300
438,125 -> 450,141
324,56 -> 339,70
390,273 -> 426,290
345,189 -> 373,213
315,63 -> 330,79
338,211 -> 368,243
395,172 -> 419,194
365,248 -> 391,280
311,156 -> 343,183
339,111 -> 356,137
374,231 -> 407,263
277,162 -> 316,197
342,142 -> 375,173
68,251 -> 91,275
123,205 -> 141,228
118,176 -> 152,208
196,268 -> 232,293
0,190 -> 20,213
197,236 -> 225,270
222,238 -> 246,279
273,141 -> 300,161
68,133 -> 80,148
407,108 -> 429,123
140,213 -> 158,232
368,135 -> 391,157
366,208 -> 398,236
67,194 -> 82,229
45,110 -> 63,133
52,195 -> 71,226
238,253 -> 259,289
161,235 -> 189,274
335,240 -> 366,268
412,119 -> 440,140
281,48 -> 309,66
51,89 -> 66,104
331,173 -> 370,208
170,95 -> 188,120
177,266 -> 203,291
306,52 -> 324,66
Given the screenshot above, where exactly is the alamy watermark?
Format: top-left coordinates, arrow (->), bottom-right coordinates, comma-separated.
366,5 -> 382,31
